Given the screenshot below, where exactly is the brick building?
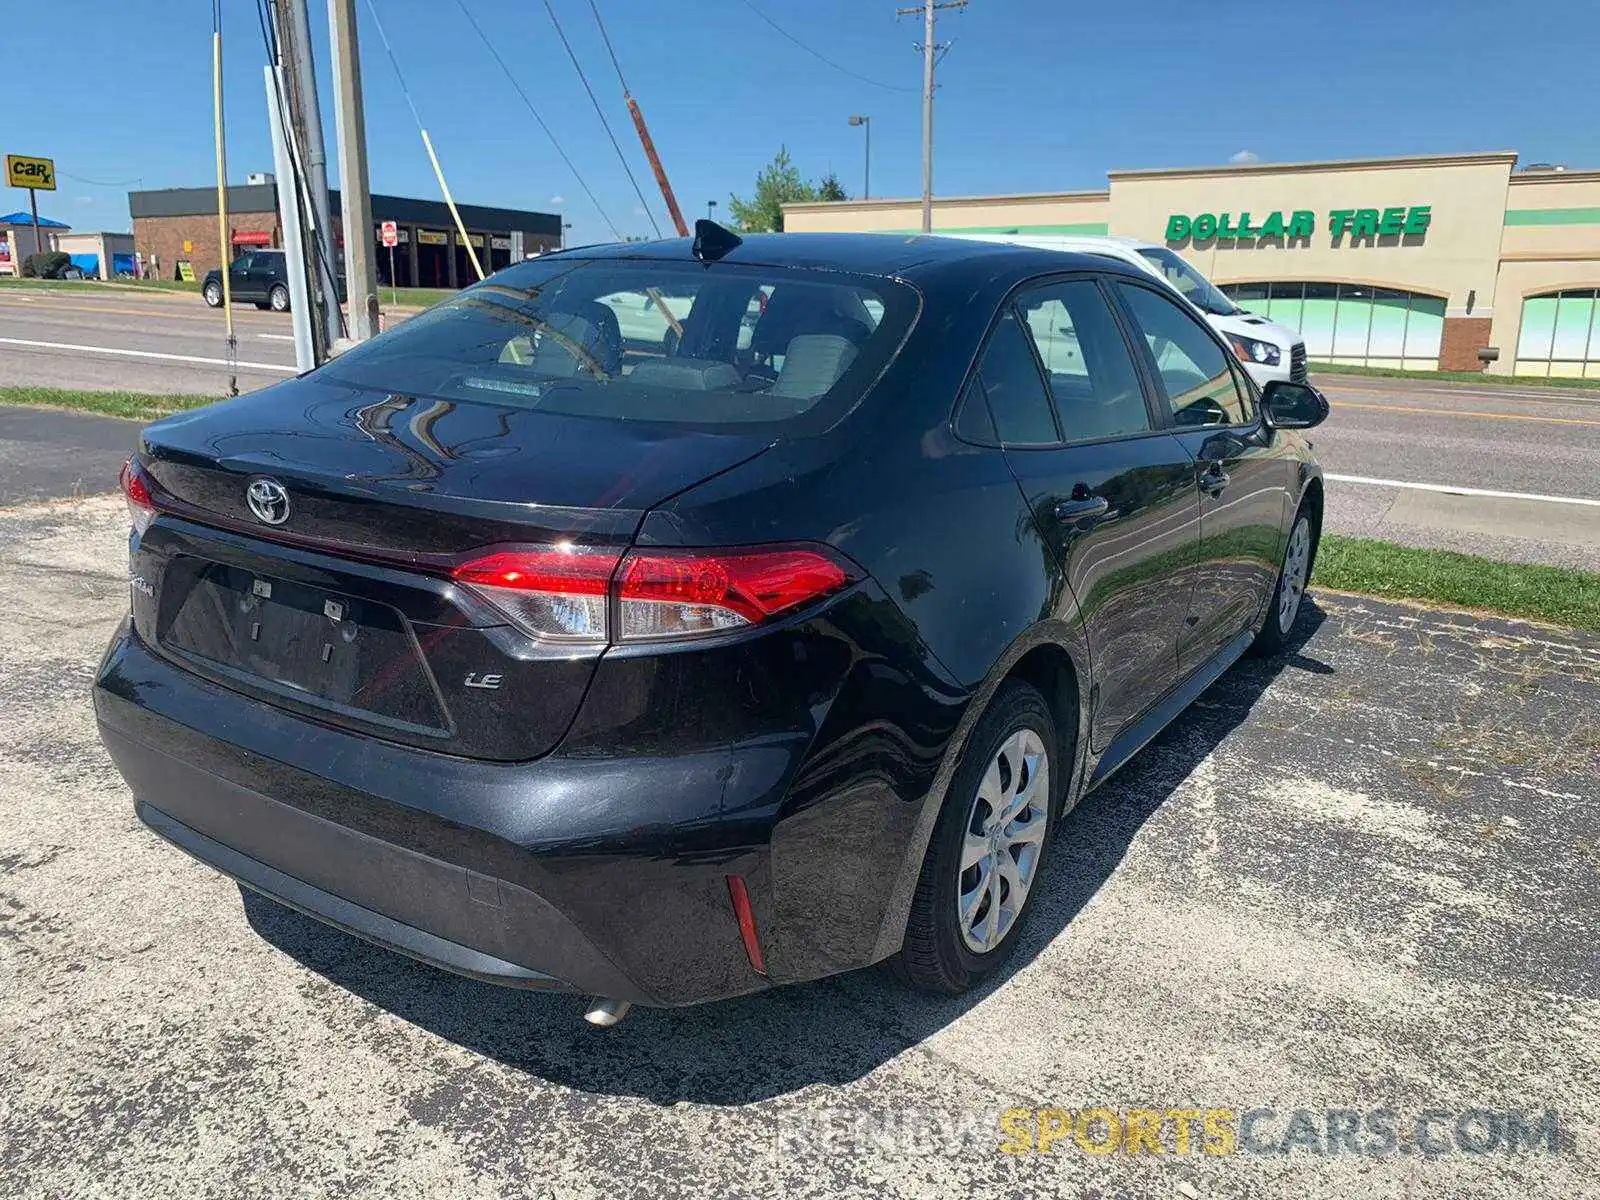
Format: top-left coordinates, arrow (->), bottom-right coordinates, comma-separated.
129,184 -> 563,289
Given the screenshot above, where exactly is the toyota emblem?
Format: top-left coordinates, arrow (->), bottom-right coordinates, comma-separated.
246,477 -> 291,526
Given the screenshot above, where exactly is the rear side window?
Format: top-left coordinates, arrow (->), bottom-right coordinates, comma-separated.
1015,281 -> 1151,443
1116,283 -> 1250,427
321,257 -> 917,431
976,310 -> 1058,445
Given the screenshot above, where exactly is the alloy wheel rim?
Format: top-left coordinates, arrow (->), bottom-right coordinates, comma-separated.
205,283 -> 220,304
1279,517 -> 1311,633
957,728 -> 1049,953
271,289 -> 288,311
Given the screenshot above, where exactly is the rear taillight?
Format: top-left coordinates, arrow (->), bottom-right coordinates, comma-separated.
451,544 -> 855,644
119,458 -> 157,535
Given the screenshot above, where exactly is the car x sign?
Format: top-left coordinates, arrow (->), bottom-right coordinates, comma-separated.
6,155 -> 56,191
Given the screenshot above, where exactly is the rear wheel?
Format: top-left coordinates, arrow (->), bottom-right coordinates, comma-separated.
1254,506 -> 1315,654
268,284 -> 290,313
202,280 -> 222,308
893,680 -> 1059,994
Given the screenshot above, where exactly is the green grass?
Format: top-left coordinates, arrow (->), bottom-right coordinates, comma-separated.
0,386 -> 222,422
1309,361 -> 1600,390
384,286 -> 458,309
1314,535 -> 1600,632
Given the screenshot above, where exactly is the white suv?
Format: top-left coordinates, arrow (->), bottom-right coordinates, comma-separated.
949,234 -> 1306,389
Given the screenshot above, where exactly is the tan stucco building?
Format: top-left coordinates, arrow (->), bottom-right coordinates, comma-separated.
783,152 -> 1600,378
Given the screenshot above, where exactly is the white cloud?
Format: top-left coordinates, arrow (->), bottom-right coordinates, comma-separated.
75,195 -> 95,205
1229,150 -> 1260,164
549,194 -> 565,205
632,204 -> 648,217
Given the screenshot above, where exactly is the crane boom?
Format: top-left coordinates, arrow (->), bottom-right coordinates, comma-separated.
626,95 -> 688,237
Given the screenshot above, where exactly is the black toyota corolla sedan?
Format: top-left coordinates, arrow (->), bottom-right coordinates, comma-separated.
94,226 -> 1328,1023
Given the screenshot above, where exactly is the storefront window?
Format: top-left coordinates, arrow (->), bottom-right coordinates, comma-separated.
1222,282 -> 1446,369
1516,289 -> 1600,378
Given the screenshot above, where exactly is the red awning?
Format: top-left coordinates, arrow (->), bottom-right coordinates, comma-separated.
232,230 -> 273,246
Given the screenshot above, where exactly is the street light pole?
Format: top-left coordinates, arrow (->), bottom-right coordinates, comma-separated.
848,114 -> 871,199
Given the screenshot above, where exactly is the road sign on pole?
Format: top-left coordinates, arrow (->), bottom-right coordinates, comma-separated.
380,220 -> 398,248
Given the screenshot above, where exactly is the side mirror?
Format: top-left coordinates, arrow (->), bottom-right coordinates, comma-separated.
1262,380 -> 1329,430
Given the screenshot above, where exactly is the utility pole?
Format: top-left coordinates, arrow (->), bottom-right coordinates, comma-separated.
275,0 -> 340,352
265,65 -> 317,371
896,0 -> 965,233
329,0 -> 379,341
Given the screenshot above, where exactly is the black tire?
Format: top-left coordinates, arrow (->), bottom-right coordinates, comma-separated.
1253,503 -> 1317,655
268,284 -> 290,313
202,281 -> 223,308
892,679 -> 1061,994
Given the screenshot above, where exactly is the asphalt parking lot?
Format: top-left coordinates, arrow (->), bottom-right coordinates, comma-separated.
2,495 -> 1596,1198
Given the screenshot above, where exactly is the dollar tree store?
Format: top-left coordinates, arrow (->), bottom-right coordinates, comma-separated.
783,152 -> 1600,378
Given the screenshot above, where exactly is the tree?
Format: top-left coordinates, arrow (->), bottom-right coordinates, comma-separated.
818,172 -> 849,203
727,147 -> 819,233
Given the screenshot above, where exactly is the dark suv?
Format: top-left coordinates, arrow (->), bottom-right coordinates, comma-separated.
202,249 -> 347,313
97,230 -> 1327,1022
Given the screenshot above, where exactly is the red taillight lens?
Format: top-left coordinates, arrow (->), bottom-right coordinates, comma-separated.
452,546 -> 621,643
617,548 -> 852,640
119,457 -> 157,534
451,544 -> 854,644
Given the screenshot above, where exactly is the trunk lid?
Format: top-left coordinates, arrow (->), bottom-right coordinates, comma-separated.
133,377 -> 775,760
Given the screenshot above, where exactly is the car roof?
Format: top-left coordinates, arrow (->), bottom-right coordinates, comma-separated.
555,231 -> 1151,285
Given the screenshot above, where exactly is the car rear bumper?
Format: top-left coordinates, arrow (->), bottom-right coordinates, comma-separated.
93,622 -> 805,1007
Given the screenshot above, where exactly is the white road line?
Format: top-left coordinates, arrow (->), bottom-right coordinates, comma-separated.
1326,473 -> 1600,508
0,336 -> 296,374
257,333 -> 295,341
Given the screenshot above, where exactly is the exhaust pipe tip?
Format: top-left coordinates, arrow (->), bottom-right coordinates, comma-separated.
583,997 -> 632,1028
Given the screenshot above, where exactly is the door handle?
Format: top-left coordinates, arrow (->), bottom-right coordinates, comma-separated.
1053,493 -> 1110,527
1199,462 -> 1230,497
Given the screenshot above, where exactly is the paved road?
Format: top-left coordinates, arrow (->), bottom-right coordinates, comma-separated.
2,288 -> 1598,568
2,496 -> 1596,1198
1311,375 -> 1600,570
0,287 -> 300,396
0,407 -> 143,506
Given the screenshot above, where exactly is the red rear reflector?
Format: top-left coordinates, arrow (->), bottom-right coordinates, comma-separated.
726,875 -> 767,976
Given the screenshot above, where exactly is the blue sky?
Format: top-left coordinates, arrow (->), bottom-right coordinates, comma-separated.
5,0 -> 1597,243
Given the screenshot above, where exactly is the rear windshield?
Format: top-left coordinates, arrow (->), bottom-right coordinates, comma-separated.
322,256 -> 919,431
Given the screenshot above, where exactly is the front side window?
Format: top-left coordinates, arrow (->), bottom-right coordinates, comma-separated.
1117,283 -> 1250,427
1015,280 -> 1151,443
321,257 -> 917,430
976,310 -> 1058,445
1135,247 -> 1238,317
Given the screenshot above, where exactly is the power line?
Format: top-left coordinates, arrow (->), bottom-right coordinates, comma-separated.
737,0 -> 915,93
585,0 -> 630,95
453,0 -> 622,241
540,0 -> 662,238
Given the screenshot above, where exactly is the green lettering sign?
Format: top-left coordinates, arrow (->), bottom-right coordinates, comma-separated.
1162,205 -> 1431,245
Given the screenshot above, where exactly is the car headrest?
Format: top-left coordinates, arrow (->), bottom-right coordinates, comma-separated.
749,286 -> 873,358
626,357 -> 742,391
499,310 -> 619,378
768,334 -> 859,401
